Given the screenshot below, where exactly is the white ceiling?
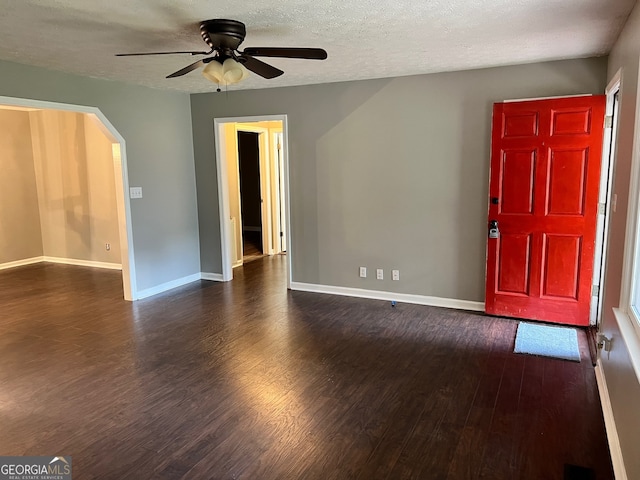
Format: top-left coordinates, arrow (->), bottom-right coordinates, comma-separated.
0,0 -> 635,93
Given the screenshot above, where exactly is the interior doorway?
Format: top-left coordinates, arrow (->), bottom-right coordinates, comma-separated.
214,115 -> 291,286
237,130 -> 264,263
0,96 -> 135,300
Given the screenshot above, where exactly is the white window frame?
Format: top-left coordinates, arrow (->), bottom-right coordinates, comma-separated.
622,63 -> 640,329
613,65 -> 640,383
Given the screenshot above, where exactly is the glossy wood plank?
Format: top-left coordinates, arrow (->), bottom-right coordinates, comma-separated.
0,258 -> 613,479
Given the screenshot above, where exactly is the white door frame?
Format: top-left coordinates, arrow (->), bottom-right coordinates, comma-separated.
271,130 -> 285,254
591,70 -> 622,326
0,95 -> 136,301
214,115 -> 292,287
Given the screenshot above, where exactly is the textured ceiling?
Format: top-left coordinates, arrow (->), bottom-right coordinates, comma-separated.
0,0 -> 634,93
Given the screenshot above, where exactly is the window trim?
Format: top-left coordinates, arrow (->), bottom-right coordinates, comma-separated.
621,63 -> 640,327
612,63 -> 640,384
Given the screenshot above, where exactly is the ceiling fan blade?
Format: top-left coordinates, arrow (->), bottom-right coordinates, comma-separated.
242,47 -> 327,60
116,50 -> 210,57
239,55 -> 284,79
166,59 -> 206,78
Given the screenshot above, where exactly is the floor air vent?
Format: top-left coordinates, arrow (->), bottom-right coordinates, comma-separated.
564,464 -> 596,480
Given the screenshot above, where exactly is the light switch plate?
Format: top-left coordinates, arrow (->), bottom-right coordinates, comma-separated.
130,187 -> 143,199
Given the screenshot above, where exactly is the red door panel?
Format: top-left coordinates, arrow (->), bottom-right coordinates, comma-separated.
497,233 -> 531,295
541,234 -> 581,299
547,148 -> 588,215
500,150 -> 536,215
504,112 -> 539,137
485,96 -> 605,326
552,109 -> 592,135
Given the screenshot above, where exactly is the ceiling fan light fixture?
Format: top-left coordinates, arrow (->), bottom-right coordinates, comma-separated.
202,58 -> 248,86
202,60 -> 224,84
223,58 -> 249,84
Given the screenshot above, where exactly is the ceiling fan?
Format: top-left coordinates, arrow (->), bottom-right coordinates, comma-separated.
116,19 -> 328,84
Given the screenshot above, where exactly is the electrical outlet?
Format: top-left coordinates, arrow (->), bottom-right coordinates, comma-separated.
392,270 -> 399,281
105,243 -> 111,251
376,269 -> 383,280
359,266 -> 367,278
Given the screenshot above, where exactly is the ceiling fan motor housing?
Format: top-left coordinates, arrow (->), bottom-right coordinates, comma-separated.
200,19 -> 247,51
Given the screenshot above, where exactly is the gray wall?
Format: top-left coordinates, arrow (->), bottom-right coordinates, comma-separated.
0,60 -> 199,292
191,57 -> 608,301
0,109 -> 43,263
600,2 -> 640,478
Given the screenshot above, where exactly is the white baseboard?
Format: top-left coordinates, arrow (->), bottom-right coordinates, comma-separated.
595,360 -> 628,480
201,272 -> 225,282
0,256 -> 44,271
289,282 -> 485,312
136,273 -> 202,300
0,256 -> 122,271
135,272 -> 224,300
43,256 -> 122,270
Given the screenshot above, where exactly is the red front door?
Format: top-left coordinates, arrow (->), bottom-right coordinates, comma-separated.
485,96 -> 606,326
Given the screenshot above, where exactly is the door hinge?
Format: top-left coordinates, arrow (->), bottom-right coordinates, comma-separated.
605,115 -> 613,129
598,203 -> 606,215
592,285 -> 600,297
280,231 -> 283,237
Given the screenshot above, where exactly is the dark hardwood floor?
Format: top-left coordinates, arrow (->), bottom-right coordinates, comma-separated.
0,257 -> 613,479
243,230 -> 264,263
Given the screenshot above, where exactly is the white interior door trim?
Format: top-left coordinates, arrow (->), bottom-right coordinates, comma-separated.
277,132 -> 287,253
270,129 -> 284,255
591,71 -> 621,325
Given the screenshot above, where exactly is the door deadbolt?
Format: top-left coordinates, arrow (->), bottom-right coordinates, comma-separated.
488,220 -> 499,239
